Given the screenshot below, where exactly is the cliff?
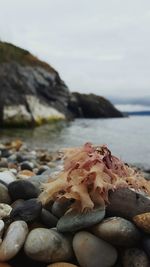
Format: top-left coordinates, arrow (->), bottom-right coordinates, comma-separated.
0,42 -> 123,127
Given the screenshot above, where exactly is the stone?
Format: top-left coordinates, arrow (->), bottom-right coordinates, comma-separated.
24,228 -> 73,263
10,198 -> 42,222
107,188 -> 150,219
142,237 -> 150,258
57,206 -> 105,232
0,221 -> 28,261
40,208 -> 58,228
123,248 -> 149,267
52,199 -> 73,218
47,264 -> 79,267
0,171 -> 16,185
73,231 -> 118,267
37,166 -> 50,175
8,180 -> 40,200
133,212 -> 150,233
0,204 -> 12,219
0,183 -> 11,204
0,220 -> 4,244
17,170 -> 35,179
92,217 -> 141,247
20,161 -> 34,171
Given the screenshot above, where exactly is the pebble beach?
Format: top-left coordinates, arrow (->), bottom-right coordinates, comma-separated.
0,140 -> 150,267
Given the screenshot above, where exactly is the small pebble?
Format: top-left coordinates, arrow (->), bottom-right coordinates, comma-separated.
73,231 -> 118,267
8,180 -> 40,200
133,212 -> 150,233
0,204 -> 12,220
24,228 -> 73,263
0,221 -> 28,261
0,183 -> 11,204
123,248 -> 149,267
57,206 -> 105,232
10,198 -> 42,222
92,217 -> 141,247
0,171 -> 16,185
20,161 -> 34,171
40,208 -> 58,228
52,199 -> 73,218
47,264 -> 79,267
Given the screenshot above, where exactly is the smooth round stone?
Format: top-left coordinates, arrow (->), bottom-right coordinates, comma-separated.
0,159 -> 8,168
28,174 -> 50,189
47,263 -> 79,267
57,206 -> 105,232
37,166 -> 50,175
52,199 -> 73,218
8,180 -> 40,200
0,171 -> 16,185
142,237 -> 150,258
107,188 -> 150,219
40,208 -> 58,228
0,220 -> 4,244
10,198 -> 42,222
133,212 -> 150,233
123,248 -> 149,267
24,228 -> 73,263
92,217 -> 141,247
73,231 -> 118,267
0,220 -> 28,261
20,161 -> 34,171
0,183 -> 11,204
0,204 -> 12,220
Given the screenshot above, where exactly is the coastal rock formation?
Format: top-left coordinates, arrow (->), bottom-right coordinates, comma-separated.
0,42 -> 123,127
69,92 -> 122,118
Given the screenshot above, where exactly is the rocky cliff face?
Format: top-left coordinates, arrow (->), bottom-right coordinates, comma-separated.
0,42 -> 123,127
69,92 -> 123,118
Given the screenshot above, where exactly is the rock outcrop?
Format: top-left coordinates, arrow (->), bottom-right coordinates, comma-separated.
69,92 -> 122,118
0,42 -> 123,127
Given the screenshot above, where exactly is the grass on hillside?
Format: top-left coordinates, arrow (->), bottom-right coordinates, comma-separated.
0,41 -> 55,73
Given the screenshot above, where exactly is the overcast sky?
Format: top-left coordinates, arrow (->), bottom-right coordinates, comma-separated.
0,0 -> 150,98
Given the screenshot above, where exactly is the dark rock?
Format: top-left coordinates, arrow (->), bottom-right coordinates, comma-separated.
40,208 -> 58,228
69,92 -> 123,118
57,206 -> 105,232
8,180 -> 40,200
36,166 -> 50,175
92,217 -> 141,247
0,183 -> 11,204
142,237 -> 150,258
0,42 -> 123,127
10,198 -> 42,222
123,248 -> 149,267
0,148 -> 11,158
107,188 -> 150,219
51,199 -> 73,218
20,161 -> 34,171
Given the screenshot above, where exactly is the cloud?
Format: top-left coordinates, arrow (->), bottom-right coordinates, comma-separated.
0,0 -> 150,97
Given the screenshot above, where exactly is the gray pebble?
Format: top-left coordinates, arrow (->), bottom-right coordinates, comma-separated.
73,231 -> 118,267
24,228 -> 73,263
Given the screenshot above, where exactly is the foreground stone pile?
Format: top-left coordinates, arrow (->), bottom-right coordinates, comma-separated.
0,140 -> 150,267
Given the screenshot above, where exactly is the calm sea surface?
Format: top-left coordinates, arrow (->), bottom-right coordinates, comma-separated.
0,116 -> 150,168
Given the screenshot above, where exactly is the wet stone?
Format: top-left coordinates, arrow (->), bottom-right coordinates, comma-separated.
107,188 -> 150,219
0,171 -> 16,185
40,208 -> 58,228
73,231 -> 118,267
24,228 -> 73,263
8,180 -> 40,201
0,204 -> 12,220
92,217 -> 141,247
123,248 -> 149,267
52,199 -> 73,218
10,198 -> 42,223
57,206 -> 105,232
0,220 -> 28,261
20,161 -> 34,171
0,183 -> 11,204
